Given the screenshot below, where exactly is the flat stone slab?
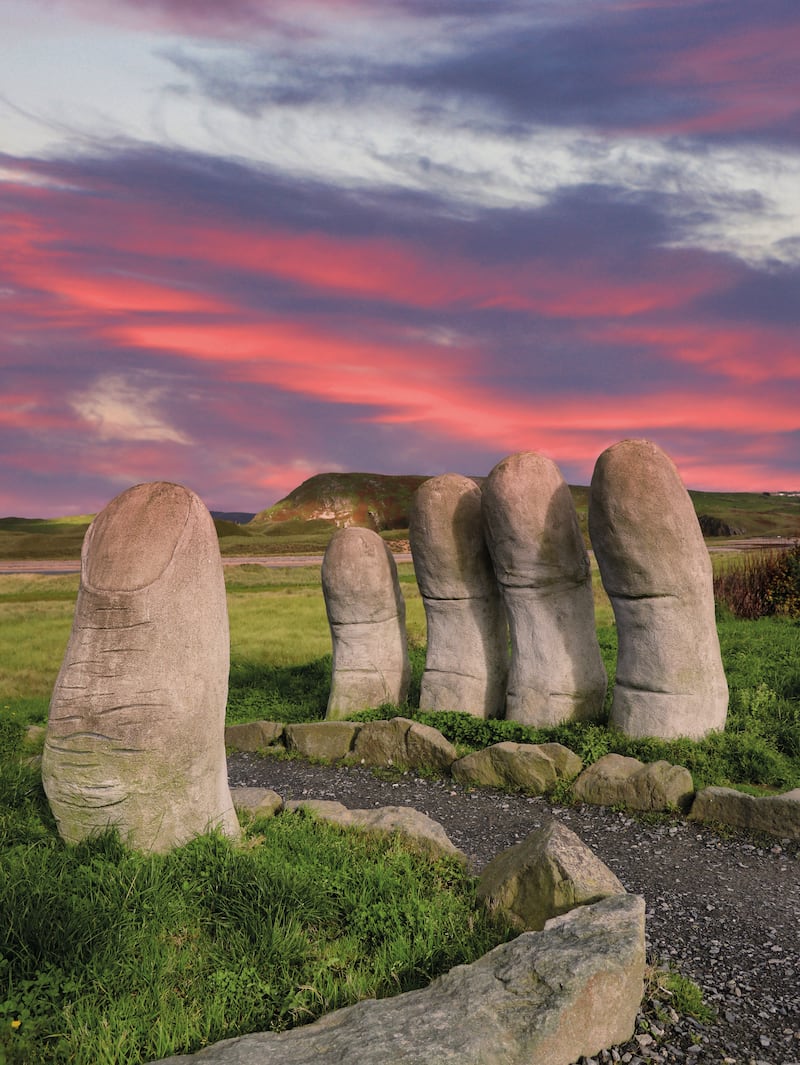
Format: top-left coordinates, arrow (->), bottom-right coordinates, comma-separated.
225,721 -> 285,752
285,721 -> 361,761
689,786 -> 800,840
152,893 -> 646,1065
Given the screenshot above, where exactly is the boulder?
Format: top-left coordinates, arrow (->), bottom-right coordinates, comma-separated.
409,474 -> 508,718
689,786 -> 800,840
478,821 -> 627,931
42,482 -> 239,853
284,800 -> 466,862
322,528 -> 410,718
152,894 -> 646,1065
231,788 -> 283,818
285,721 -> 361,761
452,741 -> 582,794
589,439 -> 728,739
352,717 -> 457,773
482,452 -> 607,726
573,754 -> 695,812
224,720 -> 285,752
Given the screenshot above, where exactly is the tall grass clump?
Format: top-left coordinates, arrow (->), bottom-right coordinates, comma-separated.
714,543 -> 800,619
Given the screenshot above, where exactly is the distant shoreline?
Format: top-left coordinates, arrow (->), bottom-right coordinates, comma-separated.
0,542 -> 793,576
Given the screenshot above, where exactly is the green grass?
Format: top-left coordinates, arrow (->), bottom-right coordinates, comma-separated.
1,563 -> 798,791
0,768 -> 511,1064
687,489 -> 800,538
349,619 -> 800,793
1,546 -> 799,1062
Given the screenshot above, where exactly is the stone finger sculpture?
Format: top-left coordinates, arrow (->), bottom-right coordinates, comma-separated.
589,439 -> 728,739
482,451 -> 607,726
322,527 -> 410,719
42,481 -> 240,853
409,474 -> 507,717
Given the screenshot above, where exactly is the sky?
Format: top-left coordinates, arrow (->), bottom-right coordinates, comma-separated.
1,0 -> 799,517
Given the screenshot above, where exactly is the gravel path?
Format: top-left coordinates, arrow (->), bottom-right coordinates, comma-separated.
228,753 -> 800,1065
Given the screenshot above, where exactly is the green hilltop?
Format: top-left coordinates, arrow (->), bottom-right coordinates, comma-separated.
1,473 -> 798,560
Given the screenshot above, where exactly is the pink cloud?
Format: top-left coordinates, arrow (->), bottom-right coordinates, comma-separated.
639,21 -> 800,135
3,158 -> 797,504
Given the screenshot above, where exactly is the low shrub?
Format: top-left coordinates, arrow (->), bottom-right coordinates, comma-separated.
714,543 -> 800,619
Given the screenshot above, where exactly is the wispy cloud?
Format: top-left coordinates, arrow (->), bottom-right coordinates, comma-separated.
1,0 -> 798,515
69,374 -> 192,445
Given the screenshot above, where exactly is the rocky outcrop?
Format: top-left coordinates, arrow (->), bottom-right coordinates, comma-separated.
697,514 -> 745,538
689,786 -> 800,840
482,451 -> 607,727
452,741 -> 582,794
477,821 -> 626,931
589,440 -> 728,740
573,754 -> 695,813
284,800 -> 466,862
409,473 -> 508,718
321,527 -> 410,718
42,482 -> 239,854
152,893 -> 646,1065
352,717 -> 457,772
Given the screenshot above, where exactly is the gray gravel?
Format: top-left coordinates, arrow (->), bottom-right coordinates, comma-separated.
228,753 -> 800,1065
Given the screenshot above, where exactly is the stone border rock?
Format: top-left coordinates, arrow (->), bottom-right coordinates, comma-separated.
232,787 -> 467,862
224,719 -> 800,840
152,894 -> 647,1065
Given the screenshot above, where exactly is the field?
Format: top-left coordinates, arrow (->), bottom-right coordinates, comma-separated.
1,550 -> 799,1063
2,476 -> 798,561
1,558 -> 798,788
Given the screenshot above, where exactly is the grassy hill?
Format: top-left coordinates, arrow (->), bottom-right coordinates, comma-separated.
1,475 -> 798,561
251,472 -> 430,531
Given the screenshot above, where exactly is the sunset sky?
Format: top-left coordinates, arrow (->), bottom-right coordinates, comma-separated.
2,0 -> 799,517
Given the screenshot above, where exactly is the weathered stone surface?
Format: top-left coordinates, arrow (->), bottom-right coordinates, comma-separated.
689,786 -> 800,840
224,720 -> 285,752
409,474 -> 508,718
231,787 -> 283,818
285,721 -> 361,761
322,528 -> 410,718
285,799 -> 354,821
573,753 -> 695,812
452,741 -> 582,794
42,482 -> 239,853
284,800 -> 466,861
352,717 -> 457,772
478,821 -> 626,931
589,439 -> 728,739
152,893 -> 646,1065
482,451 -> 607,727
